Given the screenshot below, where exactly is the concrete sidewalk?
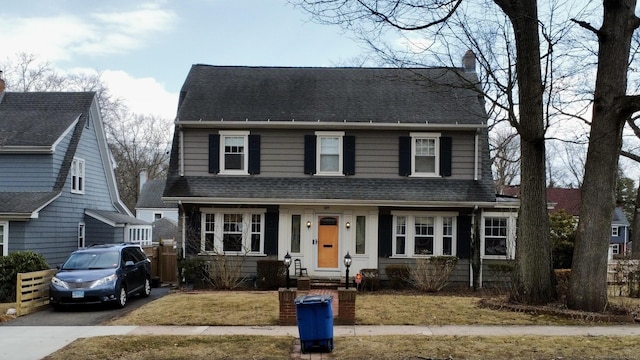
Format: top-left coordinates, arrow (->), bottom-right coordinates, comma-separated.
3,325 -> 640,360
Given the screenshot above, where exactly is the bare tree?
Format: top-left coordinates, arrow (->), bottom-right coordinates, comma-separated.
292,0 -> 557,304
492,127 -> 520,194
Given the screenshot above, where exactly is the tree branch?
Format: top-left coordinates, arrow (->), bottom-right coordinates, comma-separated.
571,18 -> 601,37
621,150 -> 640,163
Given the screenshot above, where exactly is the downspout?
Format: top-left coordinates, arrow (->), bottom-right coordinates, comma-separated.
474,131 -> 479,181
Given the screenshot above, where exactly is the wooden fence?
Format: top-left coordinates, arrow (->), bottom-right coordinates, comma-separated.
16,269 -> 57,316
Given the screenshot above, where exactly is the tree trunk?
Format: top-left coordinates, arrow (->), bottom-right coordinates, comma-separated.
494,0 -> 556,304
568,0 -> 638,312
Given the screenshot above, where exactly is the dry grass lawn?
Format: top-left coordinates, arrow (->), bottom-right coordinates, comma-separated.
42,335 -> 640,360
109,290 -> 584,326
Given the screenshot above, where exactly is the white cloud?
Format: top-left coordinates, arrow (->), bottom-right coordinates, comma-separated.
0,3 -> 176,60
101,70 -> 177,120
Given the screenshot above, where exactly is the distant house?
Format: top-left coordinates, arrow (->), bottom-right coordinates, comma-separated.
0,79 -> 152,265
136,171 -> 179,244
503,186 -> 630,255
163,56 -> 521,287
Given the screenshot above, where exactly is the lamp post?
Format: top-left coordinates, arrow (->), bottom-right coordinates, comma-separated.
344,252 -> 352,289
284,252 -> 292,289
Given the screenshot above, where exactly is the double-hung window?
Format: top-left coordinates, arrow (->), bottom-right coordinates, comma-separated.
482,213 -> 517,259
200,209 -> 265,254
316,131 -> 343,175
612,226 -> 619,237
78,223 -> 85,248
0,222 -> 6,256
412,133 -> 439,176
392,212 -> 457,257
71,158 -> 85,194
220,131 -> 249,174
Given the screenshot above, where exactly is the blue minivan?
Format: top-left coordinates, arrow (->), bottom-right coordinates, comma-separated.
50,243 -> 152,309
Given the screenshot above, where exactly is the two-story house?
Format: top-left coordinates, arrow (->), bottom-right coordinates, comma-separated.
0,81 -> 152,266
164,58 -> 518,286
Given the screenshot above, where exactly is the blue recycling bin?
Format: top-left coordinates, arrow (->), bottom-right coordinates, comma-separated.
295,294 -> 334,353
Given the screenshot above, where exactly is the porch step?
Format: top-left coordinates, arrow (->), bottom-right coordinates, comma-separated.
309,278 -> 343,289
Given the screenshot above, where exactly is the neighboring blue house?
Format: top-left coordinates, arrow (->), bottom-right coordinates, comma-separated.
0,83 -> 152,266
611,206 -> 630,256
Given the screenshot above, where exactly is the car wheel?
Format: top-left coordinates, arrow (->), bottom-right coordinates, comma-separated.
141,278 -> 151,297
116,286 -> 127,308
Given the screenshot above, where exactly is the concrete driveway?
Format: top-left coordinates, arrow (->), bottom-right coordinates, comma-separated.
1,286 -> 171,326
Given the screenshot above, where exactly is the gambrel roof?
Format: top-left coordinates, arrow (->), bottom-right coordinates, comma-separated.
177,65 -> 487,125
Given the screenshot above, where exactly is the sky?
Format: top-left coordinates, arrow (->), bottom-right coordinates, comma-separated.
0,0 -> 366,120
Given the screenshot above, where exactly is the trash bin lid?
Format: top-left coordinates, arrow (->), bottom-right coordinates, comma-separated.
295,294 -> 333,304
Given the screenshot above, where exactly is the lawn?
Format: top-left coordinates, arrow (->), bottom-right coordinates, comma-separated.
15,290 -> 640,359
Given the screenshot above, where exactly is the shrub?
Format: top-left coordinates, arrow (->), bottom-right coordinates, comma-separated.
555,269 -> 571,303
206,255 -> 247,290
486,261 -> 515,294
359,268 -> 380,291
178,257 -> 209,289
385,264 -> 411,289
0,251 -> 50,302
256,260 -> 285,290
409,256 -> 458,292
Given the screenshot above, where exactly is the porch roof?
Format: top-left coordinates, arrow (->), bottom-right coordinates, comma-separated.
163,176 -> 496,206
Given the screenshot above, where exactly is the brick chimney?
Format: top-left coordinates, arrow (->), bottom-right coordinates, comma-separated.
0,71 -> 5,94
462,50 -> 476,73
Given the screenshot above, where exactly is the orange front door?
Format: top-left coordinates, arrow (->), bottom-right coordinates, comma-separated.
317,217 -> 339,268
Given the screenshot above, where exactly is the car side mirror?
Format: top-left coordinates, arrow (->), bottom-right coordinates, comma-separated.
125,260 -> 135,268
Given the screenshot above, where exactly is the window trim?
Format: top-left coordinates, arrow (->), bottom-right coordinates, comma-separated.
71,157 -> 85,194
219,130 -> 249,175
410,132 -> 440,177
200,208 -> 266,255
315,131 -> 344,176
391,211 -> 458,257
612,226 -> 619,237
481,212 -> 517,260
611,243 -> 620,255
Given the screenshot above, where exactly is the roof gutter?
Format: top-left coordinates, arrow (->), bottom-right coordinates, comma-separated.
176,120 -> 486,131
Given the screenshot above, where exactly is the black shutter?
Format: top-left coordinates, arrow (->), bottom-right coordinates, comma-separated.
398,136 -> 411,176
378,211 -> 393,257
263,210 -> 279,255
456,214 -> 472,259
208,134 -> 220,174
343,135 -> 355,175
440,136 -> 452,177
248,134 -> 261,174
304,135 -> 316,174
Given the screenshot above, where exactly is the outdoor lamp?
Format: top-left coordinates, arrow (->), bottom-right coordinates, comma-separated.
344,252 -> 352,289
345,221 -> 351,229
284,252 -> 292,289
306,220 -> 312,229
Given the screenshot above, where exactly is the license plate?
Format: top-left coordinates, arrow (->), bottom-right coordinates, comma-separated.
72,291 -> 84,299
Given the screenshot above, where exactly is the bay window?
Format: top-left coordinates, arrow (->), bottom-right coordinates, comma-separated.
200,208 -> 265,254
392,212 -> 457,257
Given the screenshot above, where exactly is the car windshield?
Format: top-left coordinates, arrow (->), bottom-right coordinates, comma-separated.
61,251 -> 119,270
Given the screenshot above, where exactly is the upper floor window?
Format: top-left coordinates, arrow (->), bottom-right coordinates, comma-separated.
220,131 -> 249,175
304,132 -> 355,176
154,213 -> 163,221
392,212 -> 457,257
399,133 -> 452,177
200,208 -> 265,255
71,158 -> 85,194
612,226 -> 619,237
208,132 -> 260,175
412,133 -> 439,176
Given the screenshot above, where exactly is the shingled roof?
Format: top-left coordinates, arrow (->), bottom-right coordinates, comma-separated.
177,65 -> 486,125
136,179 -> 175,209
0,92 -> 95,147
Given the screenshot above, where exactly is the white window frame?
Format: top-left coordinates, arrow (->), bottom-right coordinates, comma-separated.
219,130 -> 249,175
611,243 -> 620,255
200,208 -> 266,255
410,132 -> 440,177
154,213 -> 163,221
0,221 -> 7,256
78,222 -> 85,248
481,212 -> 517,260
391,211 -> 458,257
71,157 -> 85,194
126,225 -> 152,246
612,226 -> 619,237
315,131 -> 344,176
